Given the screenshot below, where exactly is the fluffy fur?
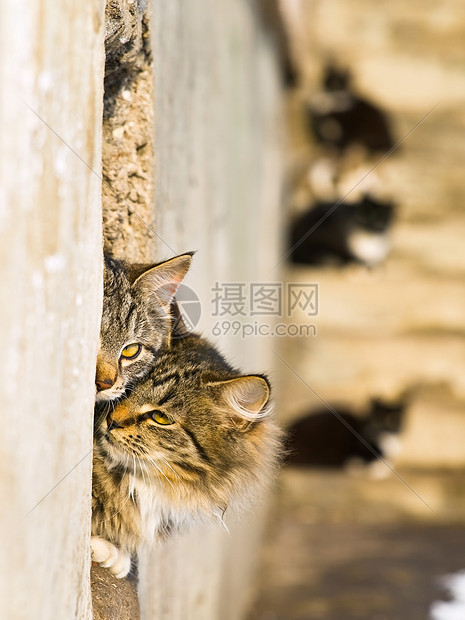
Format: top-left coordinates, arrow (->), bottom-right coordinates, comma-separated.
96,252 -> 193,403
92,334 -> 282,578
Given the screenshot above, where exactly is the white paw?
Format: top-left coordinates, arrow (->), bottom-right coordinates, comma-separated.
91,536 -> 132,579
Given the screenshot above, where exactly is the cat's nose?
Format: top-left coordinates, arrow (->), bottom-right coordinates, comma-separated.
106,414 -> 122,431
96,378 -> 115,391
95,358 -> 117,391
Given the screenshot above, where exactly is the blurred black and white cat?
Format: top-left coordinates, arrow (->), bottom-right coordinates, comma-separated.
308,64 -> 395,155
287,398 -> 406,478
289,194 -> 395,267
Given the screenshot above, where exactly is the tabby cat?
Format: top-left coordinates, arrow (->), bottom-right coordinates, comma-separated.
91,333 -> 281,578
96,252 -> 193,403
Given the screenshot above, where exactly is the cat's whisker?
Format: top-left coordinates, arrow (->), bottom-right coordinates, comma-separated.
94,402 -> 109,429
157,455 -> 181,481
131,454 -> 140,498
137,454 -> 148,489
142,452 -> 177,492
149,457 -> 176,491
136,457 -> 159,536
213,507 -> 230,535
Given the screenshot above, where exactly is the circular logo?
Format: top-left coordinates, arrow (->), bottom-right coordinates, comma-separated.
172,283 -> 201,337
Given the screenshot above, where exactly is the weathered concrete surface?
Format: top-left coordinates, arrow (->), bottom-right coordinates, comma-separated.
0,1 -> 105,618
102,0 -> 156,261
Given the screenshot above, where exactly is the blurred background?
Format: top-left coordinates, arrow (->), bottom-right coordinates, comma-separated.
247,1 -> 465,619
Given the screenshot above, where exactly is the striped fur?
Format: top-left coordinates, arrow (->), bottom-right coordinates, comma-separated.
92,334 -> 282,578
96,252 -> 193,403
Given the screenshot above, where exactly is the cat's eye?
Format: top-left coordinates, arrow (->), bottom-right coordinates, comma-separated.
120,343 -> 142,359
149,410 -> 174,426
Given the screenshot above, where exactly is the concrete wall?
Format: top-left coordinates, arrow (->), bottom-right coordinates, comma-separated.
102,0 -> 156,262
0,1 -> 105,618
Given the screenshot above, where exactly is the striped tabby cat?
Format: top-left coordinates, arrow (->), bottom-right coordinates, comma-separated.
96,252 -> 193,403
91,333 -> 281,578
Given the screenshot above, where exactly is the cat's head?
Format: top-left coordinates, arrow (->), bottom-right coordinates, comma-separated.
352,196 -> 395,233
369,398 -> 405,434
322,64 -> 350,93
95,337 -> 281,515
96,253 -> 193,403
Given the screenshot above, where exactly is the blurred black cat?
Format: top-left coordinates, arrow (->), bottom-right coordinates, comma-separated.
308,65 -> 395,154
286,398 -> 405,474
289,194 -> 395,266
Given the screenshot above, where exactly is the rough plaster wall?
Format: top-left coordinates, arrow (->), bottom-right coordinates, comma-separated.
136,1 -> 284,619
0,1 -> 105,618
102,0 -> 156,262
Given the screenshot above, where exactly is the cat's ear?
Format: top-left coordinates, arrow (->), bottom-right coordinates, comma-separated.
132,252 -> 194,310
206,375 -> 272,430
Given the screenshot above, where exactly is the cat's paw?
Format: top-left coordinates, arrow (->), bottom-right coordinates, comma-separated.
91,536 -> 131,579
